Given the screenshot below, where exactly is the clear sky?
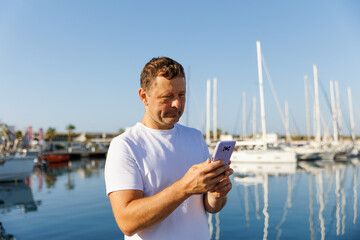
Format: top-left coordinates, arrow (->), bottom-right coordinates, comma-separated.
1,0 -> 360,136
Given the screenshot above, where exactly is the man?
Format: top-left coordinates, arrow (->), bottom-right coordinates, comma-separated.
105,57 -> 233,240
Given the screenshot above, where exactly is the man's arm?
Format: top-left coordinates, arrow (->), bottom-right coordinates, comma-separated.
109,159 -> 229,236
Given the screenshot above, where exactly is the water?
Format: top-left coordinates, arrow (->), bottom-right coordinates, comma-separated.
1,158 -> 360,239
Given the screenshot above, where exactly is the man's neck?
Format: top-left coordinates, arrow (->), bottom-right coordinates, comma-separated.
140,118 -> 174,130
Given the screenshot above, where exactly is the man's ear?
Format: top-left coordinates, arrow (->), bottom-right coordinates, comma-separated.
139,88 -> 148,106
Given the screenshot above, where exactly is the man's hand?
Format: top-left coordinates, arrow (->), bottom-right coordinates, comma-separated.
179,158 -> 231,196
203,159 -> 233,213
208,159 -> 233,198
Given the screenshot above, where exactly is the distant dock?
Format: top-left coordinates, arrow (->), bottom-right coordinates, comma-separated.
42,150 -> 107,160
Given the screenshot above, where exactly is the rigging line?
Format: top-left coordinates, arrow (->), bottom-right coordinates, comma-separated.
232,103 -> 242,136
187,81 -> 203,130
355,105 -> 360,121
199,109 -> 206,134
338,94 -> 353,137
246,100 -> 253,135
261,55 -> 286,130
308,79 -> 330,134
307,80 -> 315,103
289,109 -> 301,135
318,79 -> 343,136
318,79 -> 349,137
318,78 -> 333,116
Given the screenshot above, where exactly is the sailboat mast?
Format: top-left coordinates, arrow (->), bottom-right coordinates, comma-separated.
213,78 -> 218,141
330,81 -> 338,142
252,96 -> 257,138
335,81 -> 343,140
243,91 -> 247,139
256,41 -> 267,150
304,75 -> 311,141
285,100 -> 291,142
206,79 -> 211,144
347,87 -> 356,143
313,64 -> 321,142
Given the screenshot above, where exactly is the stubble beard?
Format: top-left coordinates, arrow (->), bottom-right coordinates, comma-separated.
163,108 -> 183,124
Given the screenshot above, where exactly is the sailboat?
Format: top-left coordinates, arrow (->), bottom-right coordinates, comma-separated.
231,41 -> 297,163
281,65 -> 337,161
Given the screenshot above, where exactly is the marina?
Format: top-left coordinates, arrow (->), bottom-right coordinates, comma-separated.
1,1 -> 359,239
1,157 -> 359,239
0,38 -> 359,239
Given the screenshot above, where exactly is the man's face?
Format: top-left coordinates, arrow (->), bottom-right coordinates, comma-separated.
142,76 -> 186,130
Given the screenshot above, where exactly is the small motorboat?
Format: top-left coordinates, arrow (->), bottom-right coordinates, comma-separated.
41,154 -> 70,163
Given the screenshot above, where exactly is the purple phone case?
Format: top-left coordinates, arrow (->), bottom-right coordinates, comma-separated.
211,140 -> 236,164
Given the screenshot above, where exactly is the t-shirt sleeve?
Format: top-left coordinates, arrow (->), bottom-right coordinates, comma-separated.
104,137 -> 143,196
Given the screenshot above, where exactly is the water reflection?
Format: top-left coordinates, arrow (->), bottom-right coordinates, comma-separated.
208,212 -> 221,240
0,159 -> 106,215
32,158 -> 106,191
229,158 -> 360,240
2,157 -> 359,239
1,158 -> 107,239
0,181 -> 37,213
275,174 -> 293,240
353,163 -> 358,224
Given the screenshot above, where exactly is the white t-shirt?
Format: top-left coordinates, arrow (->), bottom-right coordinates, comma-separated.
105,122 -> 211,240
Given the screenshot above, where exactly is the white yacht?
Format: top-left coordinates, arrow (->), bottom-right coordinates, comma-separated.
0,154 -> 34,182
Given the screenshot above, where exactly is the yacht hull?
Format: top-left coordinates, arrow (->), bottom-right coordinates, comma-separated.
0,156 -> 34,181
231,150 -> 297,163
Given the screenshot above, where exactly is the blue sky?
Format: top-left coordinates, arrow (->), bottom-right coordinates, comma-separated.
1,0 -> 360,136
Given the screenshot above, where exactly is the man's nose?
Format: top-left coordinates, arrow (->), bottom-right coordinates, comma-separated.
171,96 -> 181,108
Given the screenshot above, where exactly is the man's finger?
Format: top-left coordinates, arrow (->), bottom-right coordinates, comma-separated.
203,158 -> 211,166
214,181 -> 232,193
213,164 -> 230,176
203,160 -> 226,173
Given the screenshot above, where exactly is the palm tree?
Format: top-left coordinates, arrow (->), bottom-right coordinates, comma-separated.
0,120 -> 9,141
46,127 -> 56,151
66,124 -> 76,147
15,131 -> 22,140
13,130 -> 23,149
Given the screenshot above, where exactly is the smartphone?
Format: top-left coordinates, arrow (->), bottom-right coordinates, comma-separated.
211,140 -> 236,164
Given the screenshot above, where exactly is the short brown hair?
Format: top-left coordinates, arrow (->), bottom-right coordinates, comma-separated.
140,57 -> 185,91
